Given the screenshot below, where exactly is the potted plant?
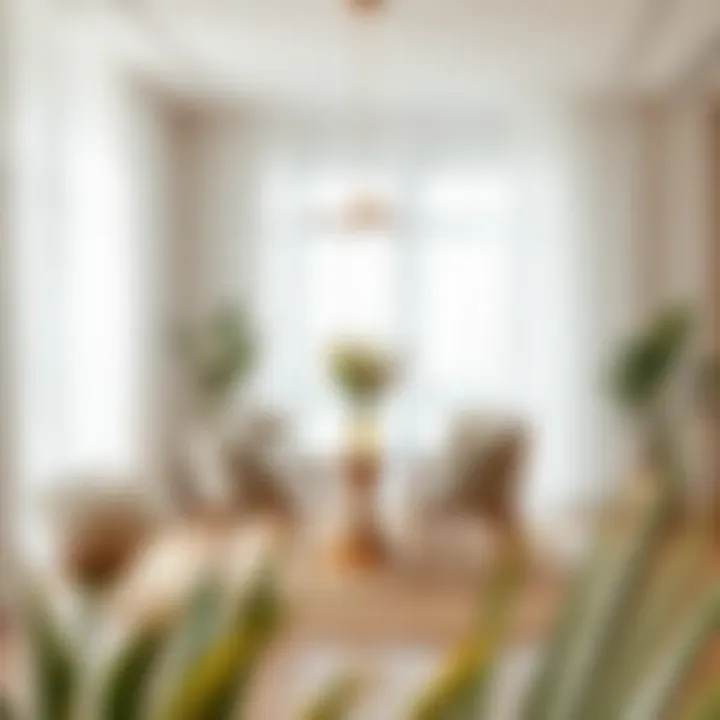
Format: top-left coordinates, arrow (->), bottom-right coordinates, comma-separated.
173,306 -> 256,511
327,339 -> 397,568
610,304 -> 693,496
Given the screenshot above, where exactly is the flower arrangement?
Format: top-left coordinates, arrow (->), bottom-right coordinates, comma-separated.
328,340 -> 397,404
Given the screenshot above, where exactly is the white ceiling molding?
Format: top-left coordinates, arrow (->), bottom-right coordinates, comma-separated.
83,0 -> 720,104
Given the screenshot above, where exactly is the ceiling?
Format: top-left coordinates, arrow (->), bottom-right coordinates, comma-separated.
93,0 -> 720,107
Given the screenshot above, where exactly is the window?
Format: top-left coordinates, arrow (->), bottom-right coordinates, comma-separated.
258,164 -> 519,456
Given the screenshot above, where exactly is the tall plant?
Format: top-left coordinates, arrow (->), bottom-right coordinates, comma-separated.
174,306 -> 256,417
610,305 -> 694,415
412,487 -> 718,720
609,304 -> 696,493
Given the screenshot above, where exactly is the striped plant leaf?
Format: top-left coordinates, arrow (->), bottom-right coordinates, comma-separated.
686,679 -> 720,720
157,564 -> 283,720
94,622 -> 168,720
149,574 -> 227,715
586,533 -> 708,720
622,580 -> 719,720
411,540 -> 526,720
25,590 -> 79,720
300,672 -> 367,720
0,694 -> 15,720
545,489 -> 673,720
520,510 -> 626,720
410,639 -> 495,720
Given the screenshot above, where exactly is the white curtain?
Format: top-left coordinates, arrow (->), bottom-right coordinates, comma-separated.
14,19 -> 165,563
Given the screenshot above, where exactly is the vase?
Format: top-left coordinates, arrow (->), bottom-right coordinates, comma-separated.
332,402 -> 388,569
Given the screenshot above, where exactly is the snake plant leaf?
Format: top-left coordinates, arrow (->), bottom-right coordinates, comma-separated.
586,533 -> 709,720
409,639 -> 495,720
24,590 -> 79,720
168,575 -> 228,676
410,540 -> 525,720
622,579 -> 719,720
157,563 -> 283,720
93,621 -> 169,720
300,672 -> 367,720
148,574 -> 228,718
0,694 -> 15,720
687,678 -> 720,720
536,488 -> 673,720
520,510 -> 629,720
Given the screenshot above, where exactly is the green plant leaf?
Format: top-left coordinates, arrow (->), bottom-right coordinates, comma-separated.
0,694 -> 15,720
300,672 -> 367,720
149,575 -> 228,717
411,541 -> 525,720
585,534 -> 708,720
173,305 -> 256,409
521,520 -> 620,720
611,305 -> 693,411
157,564 -> 283,720
623,579 -> 719,720
94,622 -> 168,720
25,590 -> 79,720
544,490 -> 673,720
687,678 -> 720,720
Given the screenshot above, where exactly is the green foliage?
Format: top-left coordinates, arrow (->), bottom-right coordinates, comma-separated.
17,566 -> 283,720
412,487 -> 717,720
689,680 -> 720,720
152,564 -> 283,720
13,486 -> 716,720
156,575 -> 228,690
0,695 -> 15,720
610,305 -> 693,412
410,541 -> 526,720
95,625 -> 167,720
25,591 -> 78,720
300,672 -> 367,720
173,306 -> 256,410
328,340 -> 396,403
518,494 -> 716,720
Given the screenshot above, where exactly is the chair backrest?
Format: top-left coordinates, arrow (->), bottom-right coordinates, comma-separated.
45,478 -> 157,586
440,416 -> 527,526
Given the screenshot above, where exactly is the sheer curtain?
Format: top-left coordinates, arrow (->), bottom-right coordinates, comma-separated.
223,107 -> 640,519
15,26 -> 165,563
254,117 -> 530,463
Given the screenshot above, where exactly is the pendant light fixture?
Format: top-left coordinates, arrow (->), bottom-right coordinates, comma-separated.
333,0 -> 394,235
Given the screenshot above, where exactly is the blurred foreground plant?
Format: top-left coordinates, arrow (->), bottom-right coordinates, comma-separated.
15,565 -> 283,720
412,485 -> 718,720
8,491 -> 717,720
